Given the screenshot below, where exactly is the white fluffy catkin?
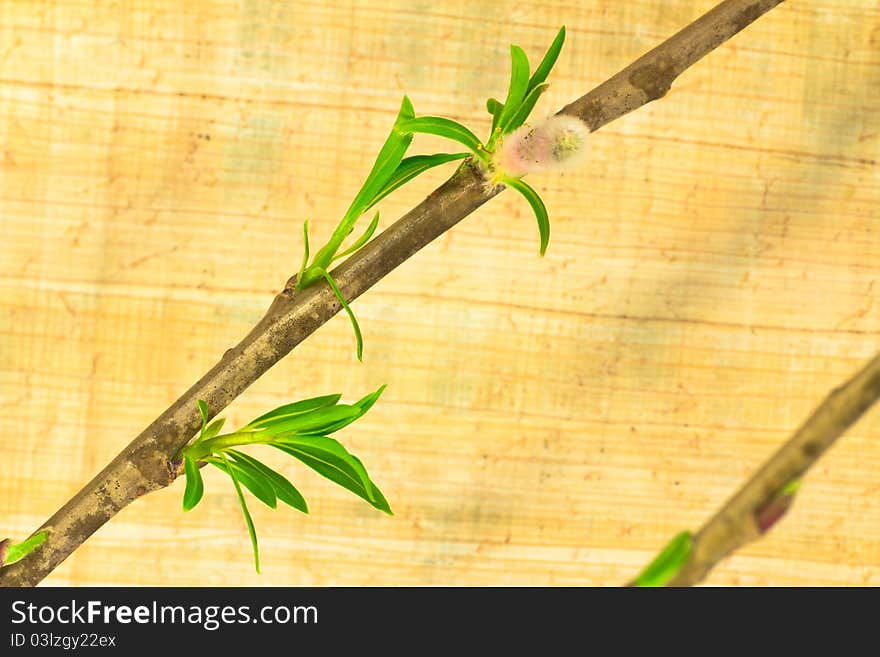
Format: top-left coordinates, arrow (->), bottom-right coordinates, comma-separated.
494,114 -> 590,177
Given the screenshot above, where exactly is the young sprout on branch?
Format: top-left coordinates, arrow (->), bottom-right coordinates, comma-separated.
0,530 -> 49,569
177,387 -> 390,573
632,478 -> 802,586
295,26 -> 582,358
632,531 -> 693,587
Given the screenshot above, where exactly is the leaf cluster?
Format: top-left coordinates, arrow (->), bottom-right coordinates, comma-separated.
180,387 -> 389,572
295,27 -> 567,359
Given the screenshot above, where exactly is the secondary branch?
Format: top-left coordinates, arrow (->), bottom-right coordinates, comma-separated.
663,352 -> 880,586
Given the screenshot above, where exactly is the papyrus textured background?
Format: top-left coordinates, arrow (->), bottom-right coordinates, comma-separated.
1,0 -> 878,585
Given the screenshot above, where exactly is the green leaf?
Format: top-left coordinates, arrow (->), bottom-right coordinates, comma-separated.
298,384 -> 386,436
353,383 -> 387,415
527,26 -> 566,94
274,441 -> 392,515
304,96 -> 415,281
182,456 -> 205,511
317,267 -> 364,362
297,219 -> 310,285
274,434 -> 371,493
487,97 -> 504,140
251,404 -> 362,437
333,211 -> 380,262
197,400 -> 209,436
633,531 -> 692,587
365,153 -> 470,211
343,96 -> 416,226
228,450 -> 308,514
3,530 -> 49,566
247,394 -> 343,429
501,83 -> 548,134
208,457 -> 277,509
495,45 -> 530,137
398,116 -> 486,160
219,453 -> 260,573
202,418 -> 226,442
502,175 -> 550,255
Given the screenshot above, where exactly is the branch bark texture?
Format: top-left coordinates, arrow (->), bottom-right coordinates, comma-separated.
0,0 -> 784,586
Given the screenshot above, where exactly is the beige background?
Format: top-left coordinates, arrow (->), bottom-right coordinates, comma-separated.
1,0 -> 878,586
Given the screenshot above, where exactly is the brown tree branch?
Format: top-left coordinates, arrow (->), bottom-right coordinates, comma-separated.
0,0 -> 784,586
659,352 -> 880,586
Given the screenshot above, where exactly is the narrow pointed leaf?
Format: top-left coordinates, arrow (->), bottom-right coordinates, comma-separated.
503,176 -> 550,255
274,443 -> 391,514
344,96 -> 416,223
398,116 -> 486,159
306,96 -> 415,277
208,457 -> 277,509
273,435 -> 372,498
527,26 -> 566,93
247,394 -> 343,429
202,418 -> 226,442
297,219 -> 310,285
252,404 -> 361,437
365,153 -> 469,211
350,452 -> 392,514
298,384 -> 386,436
182,456 -> 205,511
220,453 -> 260,573
354,383 -> 387,414
501,83 -> 548,134
318,268 -> 364,362
487,97 -> 505,143
633,531 -> 692,587
495,45 -> 530,136
197,400 -> 209,436
3,530 -> 49,566
333,211 -> 380,261
228,450 -> 308,514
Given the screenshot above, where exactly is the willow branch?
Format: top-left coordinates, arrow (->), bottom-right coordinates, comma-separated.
654,352 -> 880,586
0,0 -> 784,586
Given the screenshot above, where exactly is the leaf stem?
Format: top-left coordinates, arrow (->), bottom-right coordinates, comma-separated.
184,430 -> 271,461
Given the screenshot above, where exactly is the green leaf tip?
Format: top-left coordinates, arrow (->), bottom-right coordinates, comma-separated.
527,25 -> 565,94
197,399 -> 209,434
317,267 -> 364,362
297,219 -> 310,285
220,452 -> 260,574
399,94 -> 415,122
274,439 -> 392,515
502,175 -> 550,255
2,530 -> 50,567
496,45 -> 530,134
633,531 -> 692,587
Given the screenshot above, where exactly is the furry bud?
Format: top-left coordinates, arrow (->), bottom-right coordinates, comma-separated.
494,115 -> 590,177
